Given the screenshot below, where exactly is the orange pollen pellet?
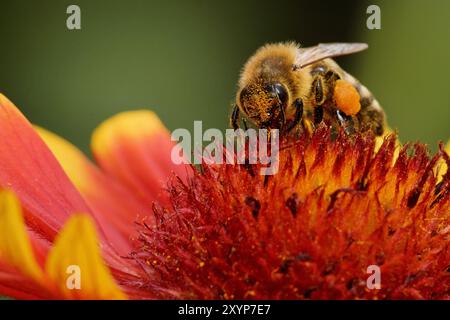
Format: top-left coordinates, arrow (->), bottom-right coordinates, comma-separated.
333,79 -> 361,116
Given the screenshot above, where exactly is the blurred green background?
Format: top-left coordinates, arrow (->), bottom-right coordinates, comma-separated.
0,0 -> 449,154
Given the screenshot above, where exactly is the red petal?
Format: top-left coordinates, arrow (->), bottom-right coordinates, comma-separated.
0,95 -> 90,239
0,261 -> 53,299
0,95 -> 134,273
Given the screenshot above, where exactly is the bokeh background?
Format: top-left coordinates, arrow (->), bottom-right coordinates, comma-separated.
0,0 -> 449,154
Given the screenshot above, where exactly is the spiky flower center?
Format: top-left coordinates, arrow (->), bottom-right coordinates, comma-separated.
132,128 -> 450,299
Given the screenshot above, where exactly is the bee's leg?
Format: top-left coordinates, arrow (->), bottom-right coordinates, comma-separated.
313,77 -> 325,105
242,117 -> 248,131
311,76 -> 326,126
231,105 -> 240,130
286,98 -> 303,132
314,105 -> 324,125
336,110 -> 356,135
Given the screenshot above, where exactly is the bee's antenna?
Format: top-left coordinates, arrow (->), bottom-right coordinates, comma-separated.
231,105 -> 240,130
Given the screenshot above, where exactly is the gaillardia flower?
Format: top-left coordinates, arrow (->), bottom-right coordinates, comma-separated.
0,94 -> 449,299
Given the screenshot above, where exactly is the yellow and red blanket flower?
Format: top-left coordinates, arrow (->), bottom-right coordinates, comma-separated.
0,93 -> 449,299
0,94 -> 187,299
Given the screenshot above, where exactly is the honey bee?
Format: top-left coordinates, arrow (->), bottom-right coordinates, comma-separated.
231,42 -> 385,136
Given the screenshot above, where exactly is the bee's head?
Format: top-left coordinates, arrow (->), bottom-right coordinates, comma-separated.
238,81 -> 289,128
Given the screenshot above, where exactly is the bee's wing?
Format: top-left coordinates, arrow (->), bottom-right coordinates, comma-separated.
295,43 -> 368,68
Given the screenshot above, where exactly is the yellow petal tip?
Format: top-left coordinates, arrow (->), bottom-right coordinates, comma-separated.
0,189 -> 43,281
45,214 -> 127,300
35,126 -> 91,190
91,110 -> 167,158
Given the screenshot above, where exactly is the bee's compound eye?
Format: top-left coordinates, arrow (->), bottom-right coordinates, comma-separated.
273,83 -> 288,106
